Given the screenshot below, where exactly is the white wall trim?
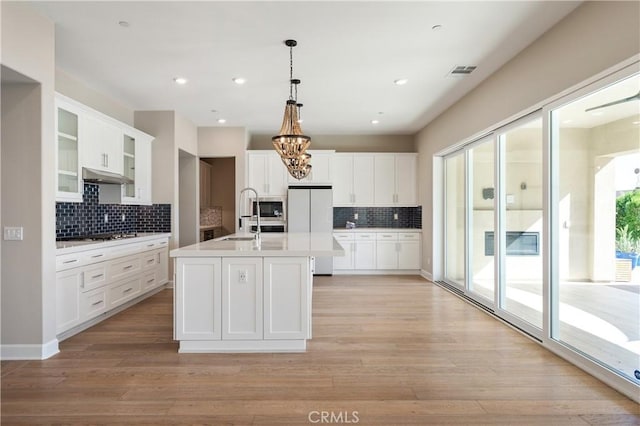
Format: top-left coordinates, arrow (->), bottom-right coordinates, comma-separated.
420,269 -> 433,282
1,339 -> 59,360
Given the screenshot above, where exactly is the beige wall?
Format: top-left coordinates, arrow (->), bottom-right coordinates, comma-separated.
198,127 -> 249,232
55,68 -> 134,126
417,1 -> 640,277
250,133 -> 415,152
1,1 -> 57,357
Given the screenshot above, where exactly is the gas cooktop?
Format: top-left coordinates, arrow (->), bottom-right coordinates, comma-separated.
56,232 -> 138,242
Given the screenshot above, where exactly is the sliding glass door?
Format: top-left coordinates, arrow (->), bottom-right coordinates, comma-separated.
550,72 -> 640,384
444,153 -> 466,287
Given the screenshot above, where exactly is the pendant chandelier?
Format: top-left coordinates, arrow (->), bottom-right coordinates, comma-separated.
272,39 -> 312,180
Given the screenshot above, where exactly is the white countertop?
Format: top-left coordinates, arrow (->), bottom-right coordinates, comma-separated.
170,232 -> 344,258
56,232 -> 171,254
333,228 -> 422,233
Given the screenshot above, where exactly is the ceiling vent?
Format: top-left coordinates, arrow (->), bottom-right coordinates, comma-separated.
448,65 -> 477,77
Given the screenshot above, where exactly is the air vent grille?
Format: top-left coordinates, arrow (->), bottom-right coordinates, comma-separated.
449,65 -> 477,76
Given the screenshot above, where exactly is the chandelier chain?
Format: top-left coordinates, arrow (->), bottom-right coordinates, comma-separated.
289,44 -> 294,101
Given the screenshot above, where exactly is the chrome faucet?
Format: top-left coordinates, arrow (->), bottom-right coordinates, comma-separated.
239,187 -> 260,240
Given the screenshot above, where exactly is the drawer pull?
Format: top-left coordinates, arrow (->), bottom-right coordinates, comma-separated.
147,278 -> 155,283
91,273 -> 104,279
147,259 -> 155,264
63,259 -> 78,264
123,287 -> 133,294
91,300 -> 103,307
91,254 -> 104,259
123,265 -> 134,270
147,244 -> 155,248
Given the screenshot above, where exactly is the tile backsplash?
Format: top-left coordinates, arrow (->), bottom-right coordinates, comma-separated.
333,206 -> 421,229
56,184 -> 171,239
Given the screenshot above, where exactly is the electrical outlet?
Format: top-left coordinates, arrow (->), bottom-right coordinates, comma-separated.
238,270 -> 248,283
3,226 -> 23,241
104,213 -> 109,223
121,214 -> 126,222
393,213 -> 398,220
354,213 -> 358,220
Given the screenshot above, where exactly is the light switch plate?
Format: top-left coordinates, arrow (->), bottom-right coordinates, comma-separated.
4,226 -> 23,241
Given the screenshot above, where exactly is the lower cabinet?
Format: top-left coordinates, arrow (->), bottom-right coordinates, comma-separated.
175,256 -> 311,342
56,237 -> 170,337
222,258 -> 263,340
334,231 -> 421,272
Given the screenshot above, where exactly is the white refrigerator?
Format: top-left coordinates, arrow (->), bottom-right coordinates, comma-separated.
287,186 -> 333,275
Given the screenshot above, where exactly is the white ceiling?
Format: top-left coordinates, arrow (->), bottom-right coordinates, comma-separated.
29,1 -> 582,135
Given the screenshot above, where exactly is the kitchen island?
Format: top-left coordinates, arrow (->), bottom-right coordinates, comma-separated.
170,232 -> 343,353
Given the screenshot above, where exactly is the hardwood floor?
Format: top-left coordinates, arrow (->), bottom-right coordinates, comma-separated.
2,275 -> 638,425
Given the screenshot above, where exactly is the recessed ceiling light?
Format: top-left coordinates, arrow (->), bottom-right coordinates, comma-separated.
173,77 -> 188,85
118,21 -> 130,28
371,120 -> 379,125
394,79 -> 408,86
217,118 -> 227,124
232,77 -> 246,85
432,24 -> 442,31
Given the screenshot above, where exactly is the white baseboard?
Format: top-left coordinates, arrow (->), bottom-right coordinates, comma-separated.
420,269 -> 433,281
332,270 -> 421,275
1,338 -> 59,360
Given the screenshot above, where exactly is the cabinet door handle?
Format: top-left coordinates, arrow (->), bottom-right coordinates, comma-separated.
157,253 -> 161,264
91,300 -> 104,307
91,273 -> 104,279
80,271 -> 85,288
106,154 -> 109,168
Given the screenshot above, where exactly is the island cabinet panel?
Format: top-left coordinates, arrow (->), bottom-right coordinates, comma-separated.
263,257 -> 310,340
222,258 -> 263,340
175,258 -> 222,340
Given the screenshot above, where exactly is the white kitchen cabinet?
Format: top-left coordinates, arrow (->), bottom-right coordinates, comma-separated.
375,233 -> 399,270
263,257 -> 310,340
175,257 -> 223,340
222,257 -> 263,340
332,154 -> 374,206
374,153 -> 417,206
82,114 -> 123,174
56,235 -> 171,338
122,132 -> 153,205
56,268 -> 83,334
354,233 -> 376,269
247,151 -> 287,196
287,150 -> 334,184
333,233 -> 355,270
398,233 -> 421,270
55,98 -> 83,202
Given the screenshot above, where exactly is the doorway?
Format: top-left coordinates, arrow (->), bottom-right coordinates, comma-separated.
199,157 -> 235,240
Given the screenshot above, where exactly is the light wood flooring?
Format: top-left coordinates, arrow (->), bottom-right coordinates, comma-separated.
2,275 -> 639,425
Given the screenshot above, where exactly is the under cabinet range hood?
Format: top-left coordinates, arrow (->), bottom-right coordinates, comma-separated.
82,167 -> 133,185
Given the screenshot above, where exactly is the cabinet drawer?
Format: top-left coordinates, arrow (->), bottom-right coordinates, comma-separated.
81,287 -> 108,321
109,277 -> 141,308
355,233 -> 375,240
142,272 -> 157,291
398,232 -> 420,240
141,252 -> 158,270
376,233 -> 398,240
109,256 -> 141,281
333,233 -> 355,241
82,264 -> 108,292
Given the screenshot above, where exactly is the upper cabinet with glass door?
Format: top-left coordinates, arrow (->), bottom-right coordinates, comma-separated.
56,98 -> 83,202
121,130 -> 153,205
